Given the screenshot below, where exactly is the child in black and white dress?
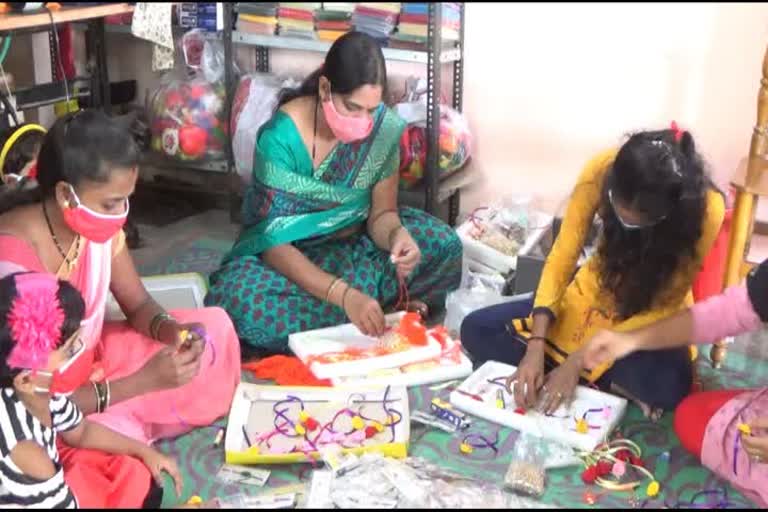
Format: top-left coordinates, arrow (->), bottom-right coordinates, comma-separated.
0,272 -> 182,508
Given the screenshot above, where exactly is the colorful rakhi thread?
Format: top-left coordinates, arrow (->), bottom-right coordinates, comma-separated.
576,439 -> 660,498
459,431 -> 499,455
733,423 -> 752,476
242,385 -> 403,461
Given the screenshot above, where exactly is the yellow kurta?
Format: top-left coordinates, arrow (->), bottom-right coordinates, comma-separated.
513,148 -> 725,382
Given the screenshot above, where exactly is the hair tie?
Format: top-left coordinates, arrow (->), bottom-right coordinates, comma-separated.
670,120 -> 684,143
6,273 -> 65,371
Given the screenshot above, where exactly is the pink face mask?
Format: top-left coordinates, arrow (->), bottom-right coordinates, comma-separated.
62,185 -> 129,243
322,91 -> 374,144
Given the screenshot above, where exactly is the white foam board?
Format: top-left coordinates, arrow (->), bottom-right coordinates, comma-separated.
449,361 -> 627,451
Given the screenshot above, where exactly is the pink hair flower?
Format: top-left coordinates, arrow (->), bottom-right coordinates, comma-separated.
6,274 -> 64,371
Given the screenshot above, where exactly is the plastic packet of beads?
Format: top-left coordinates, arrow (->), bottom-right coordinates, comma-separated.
504,432 -> 548,498
328,453 -> 555,509
217,493 -> 297,509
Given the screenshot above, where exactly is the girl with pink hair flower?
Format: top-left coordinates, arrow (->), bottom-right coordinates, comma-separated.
0,272 -> 181,508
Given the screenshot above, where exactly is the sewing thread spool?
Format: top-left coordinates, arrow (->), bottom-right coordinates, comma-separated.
496,389 -> 506,410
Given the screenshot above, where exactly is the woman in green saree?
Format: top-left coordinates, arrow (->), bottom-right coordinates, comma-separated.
205,32 -> 463,353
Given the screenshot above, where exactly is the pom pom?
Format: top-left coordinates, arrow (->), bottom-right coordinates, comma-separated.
304,418 -> 319,432
646,481 -> 660,498
612,460 -> 626,478
575,419 -> 589,434
364,426 -> 378,439
187,496 -> 203,505
371,421 -> 385,433
459,442 -> 473,454
630,455 -> 644,467
581,465 -> 598,484
615,449 -> 632,462
351,416 -> 365,431
299,411 -> 310,423
596,460 -> 613,477
514,407 -> 526,415
294,424 -> 306,436
738,423 -> 752,436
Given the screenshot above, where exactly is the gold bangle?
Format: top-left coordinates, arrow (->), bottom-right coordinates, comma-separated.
388,225 -> 406,249
150,312 -> 173,341
326,278 -> 343,303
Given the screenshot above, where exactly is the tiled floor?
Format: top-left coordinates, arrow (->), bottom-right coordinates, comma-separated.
130,210 -> 767,508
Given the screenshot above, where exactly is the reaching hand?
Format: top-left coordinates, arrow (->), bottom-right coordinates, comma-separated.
506,349 -> 545,409
140,448 -> 182,496
582,330 -> 639,370
540,358 -> 581,414
343,288 -> 386,337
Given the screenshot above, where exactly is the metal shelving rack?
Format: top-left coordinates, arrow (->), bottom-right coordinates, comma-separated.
223,2 -> 467,225
0,3 -> 134,116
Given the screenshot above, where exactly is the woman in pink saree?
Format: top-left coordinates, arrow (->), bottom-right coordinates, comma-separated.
0,110 -> 241,508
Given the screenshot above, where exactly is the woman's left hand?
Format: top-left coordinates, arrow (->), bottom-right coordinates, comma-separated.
390,227 -> 421,278
540,356 -> 582,415
742,418 -> 768,464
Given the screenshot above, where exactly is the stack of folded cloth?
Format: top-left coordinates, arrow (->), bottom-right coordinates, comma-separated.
277,2 -> 320,39
391,2 -> 461,49
351,3 -> 401,44
235,3 -> 278,35
314,2 -> 354,42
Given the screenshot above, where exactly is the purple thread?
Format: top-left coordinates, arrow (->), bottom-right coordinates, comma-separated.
733,433 -> 740,476
191,326 -> 216,367
582,407 -> 605,420
462,431 -> 499,453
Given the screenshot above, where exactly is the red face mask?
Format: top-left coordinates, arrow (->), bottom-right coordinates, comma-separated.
61,185 -> 129,243
322,91 -> 375,144
35,341 -> 93,397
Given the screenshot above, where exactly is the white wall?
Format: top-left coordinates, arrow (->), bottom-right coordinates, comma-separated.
460,2 -> 768,213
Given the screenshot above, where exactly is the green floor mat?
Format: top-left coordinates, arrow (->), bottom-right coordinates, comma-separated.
155,347 -> 763,509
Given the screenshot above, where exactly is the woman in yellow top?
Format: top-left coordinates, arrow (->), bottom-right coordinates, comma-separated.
460,126 -> 725,420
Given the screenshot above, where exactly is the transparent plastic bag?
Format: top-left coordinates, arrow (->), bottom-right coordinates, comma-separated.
181,29 -> 206,69
504,433 -> 547,498
397,104 -> 473,188
147,71 -> 227,163
230,73 -> 300,182
444,259 -> 513,335
328,453 -> 554,509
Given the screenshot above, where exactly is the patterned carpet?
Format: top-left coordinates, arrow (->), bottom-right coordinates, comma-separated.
130,214 -> 764,509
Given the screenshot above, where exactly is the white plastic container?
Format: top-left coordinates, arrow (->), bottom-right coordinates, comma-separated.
105,272 -> 208,321
456,210 -> 553,275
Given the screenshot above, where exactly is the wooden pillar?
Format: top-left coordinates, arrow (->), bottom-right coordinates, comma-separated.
712,44 -> 768,368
